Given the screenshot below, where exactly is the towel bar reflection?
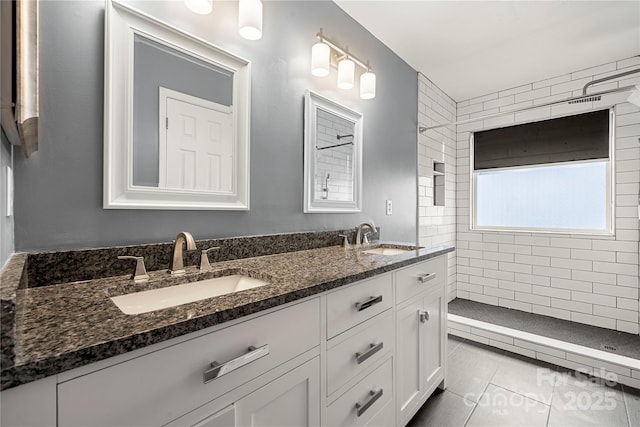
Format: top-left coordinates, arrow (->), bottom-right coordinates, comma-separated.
316,141 -> 354,150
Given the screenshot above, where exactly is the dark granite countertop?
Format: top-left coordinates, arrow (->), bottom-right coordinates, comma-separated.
1,242 -> 453,390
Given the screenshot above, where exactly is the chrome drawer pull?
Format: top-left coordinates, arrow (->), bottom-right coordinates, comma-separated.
355,342 -> 384,364
203,344 -> 269,384
420,310 -> 430,323
355,295 -> 383,312
355,388 -> 383,417
417,273 -> 436,283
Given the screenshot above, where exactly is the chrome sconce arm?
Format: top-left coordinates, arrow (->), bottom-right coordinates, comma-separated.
311,28 -> 376,99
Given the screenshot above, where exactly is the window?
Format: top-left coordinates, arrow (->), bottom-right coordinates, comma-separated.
471,109 -> 613,234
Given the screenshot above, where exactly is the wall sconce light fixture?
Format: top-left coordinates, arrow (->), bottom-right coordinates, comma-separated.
311,42 -> 330,77
183,0 -> 213,15
360,70 -> 376,100
337,57 -> 355,90
311,28 -> 376,99
1,0 -> 40,156
238,0 -> 263,40
183,0 -> 263,41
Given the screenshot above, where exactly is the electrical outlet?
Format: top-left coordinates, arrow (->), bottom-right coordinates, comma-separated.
386,199 -> 392,215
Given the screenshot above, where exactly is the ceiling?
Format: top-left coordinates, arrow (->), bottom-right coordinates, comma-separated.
334,1 -> 640,102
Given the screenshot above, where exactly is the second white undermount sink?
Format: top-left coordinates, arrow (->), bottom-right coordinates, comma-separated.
111,275 -> 267,315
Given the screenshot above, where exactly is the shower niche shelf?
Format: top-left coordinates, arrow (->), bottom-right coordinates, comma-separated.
433,161 -> 445,207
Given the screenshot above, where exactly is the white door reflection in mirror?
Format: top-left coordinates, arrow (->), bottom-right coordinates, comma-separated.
304,90 -> 363,213
160,88 -> 233,193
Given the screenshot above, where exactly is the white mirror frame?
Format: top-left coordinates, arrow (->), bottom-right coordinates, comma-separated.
304,90 -> 363,213
104,0 -> 251,210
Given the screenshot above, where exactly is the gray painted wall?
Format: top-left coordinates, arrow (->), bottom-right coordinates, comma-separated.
0,0 -> 14,266
1,136 -> 13,268
133,35 -> 233,186
13,0 -> 418,251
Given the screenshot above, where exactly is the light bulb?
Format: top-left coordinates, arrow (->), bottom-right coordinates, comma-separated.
239,0 -> 263,40
360,71 -> 376,99
337,58 -> 355,90
183,0 -> 212,15
311,42 -> 330,77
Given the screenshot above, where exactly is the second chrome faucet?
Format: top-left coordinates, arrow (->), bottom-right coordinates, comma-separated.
340,222 -> 377,249
354,222 -> 376,246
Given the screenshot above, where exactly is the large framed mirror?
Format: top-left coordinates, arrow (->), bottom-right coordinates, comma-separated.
304,90 -> 363,213
104,0 -> 250,210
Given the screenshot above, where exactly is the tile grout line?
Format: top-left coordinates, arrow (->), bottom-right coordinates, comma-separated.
545,368 -> 559,427
462,379 -> 492,427
621,385 -> 633,427
458,334 -> 488,427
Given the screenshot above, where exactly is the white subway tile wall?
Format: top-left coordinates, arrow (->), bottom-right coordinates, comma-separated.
418,74 -> 457,301
314,109 -> 355,202
455,57 -> 640,334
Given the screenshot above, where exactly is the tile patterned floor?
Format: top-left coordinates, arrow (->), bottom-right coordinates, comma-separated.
407,336 -> 640,427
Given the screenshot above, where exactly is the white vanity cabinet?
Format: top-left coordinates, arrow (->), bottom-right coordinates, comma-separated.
235,357 -> 320,426
188,405 -> 235,427
394,257 -> 447,426
326,273 -> 393,339
324,273 -> 395,427
3,253 -> 449,427
178,356 -> 321,427
57,298 -> 321,427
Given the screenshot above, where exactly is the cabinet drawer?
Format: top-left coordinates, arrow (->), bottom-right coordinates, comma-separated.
58,298 -> 320,427
366,399 -> 394,427
327,310 -> 393,396
395,257 -> 445,304
327,273 -> 393,339
327,357 -> 393,427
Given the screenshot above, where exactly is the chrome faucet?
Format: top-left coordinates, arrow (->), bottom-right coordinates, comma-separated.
169,231 -> 197,276
354,222 -> 376,246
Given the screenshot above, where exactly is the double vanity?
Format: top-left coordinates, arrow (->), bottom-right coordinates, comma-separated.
0,1 -> 455,425
1,229 -> 453,427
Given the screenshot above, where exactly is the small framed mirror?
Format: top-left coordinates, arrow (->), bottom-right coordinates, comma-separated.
104,1 -> 250,210
303,90 -> 363,213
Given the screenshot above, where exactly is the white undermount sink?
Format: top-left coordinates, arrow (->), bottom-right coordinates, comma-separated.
111,275 -> 268,315
362,247 -> 412,256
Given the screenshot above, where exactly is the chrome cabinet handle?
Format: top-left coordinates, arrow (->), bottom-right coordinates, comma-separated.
355,295 -> 383,312
203,344 -> 269,384
355,342 -> 384,365
417,273 -> 436,283
420,311 -> 430,323
355,388 -> 383,417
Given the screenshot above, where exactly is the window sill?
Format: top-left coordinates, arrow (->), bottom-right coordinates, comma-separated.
470,226 -> 615,239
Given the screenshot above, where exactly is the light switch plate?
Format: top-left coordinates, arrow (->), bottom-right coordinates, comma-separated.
386,199 -> 392,215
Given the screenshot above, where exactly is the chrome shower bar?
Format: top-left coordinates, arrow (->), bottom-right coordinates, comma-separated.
582,68 -> 640,95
